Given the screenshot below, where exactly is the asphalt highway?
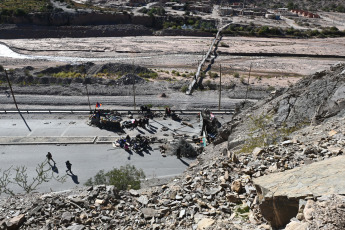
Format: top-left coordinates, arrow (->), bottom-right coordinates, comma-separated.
0,112 -> 232,195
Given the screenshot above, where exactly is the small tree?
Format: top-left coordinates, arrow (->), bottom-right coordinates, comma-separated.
85,164 -> 145,190
0,160 -> 67,196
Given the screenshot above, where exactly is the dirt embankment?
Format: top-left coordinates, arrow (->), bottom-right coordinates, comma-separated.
0,11 -> 215,39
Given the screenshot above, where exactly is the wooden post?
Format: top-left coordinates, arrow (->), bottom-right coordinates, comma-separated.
1,66 -> 31,131
219,64 -> 222,111
84,74 -> 92,112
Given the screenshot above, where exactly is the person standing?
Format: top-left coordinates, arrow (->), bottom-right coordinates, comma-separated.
46,152 -> 56,164
65,161 -> 72,174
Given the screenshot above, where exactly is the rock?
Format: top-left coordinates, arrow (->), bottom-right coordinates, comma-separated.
6,214 -> 25,230
61,212 -> 74,224
296,213 -> 304,221
95,199 -> 105,205
281,140 -> 293,145
303,200 -> 315,221
231,180 -> 242,193
252,147 -> 264,158
175,195 -> 183,200
284,221 -> 308,230
179,209 -> 186,219
67,225 -> 86,230
252,171 -> 262,177
254,156 -> 345,228
141,208 -> 159,219
224,170 -> 229,181
137,195 -> 149,205
232,153 -> 239,164
327,147 -> 342,155
226,193 -> 241,203
268,163 -> 278,173
197,218 -> 215,230
129,189 -> 140,197
328,130 -> 337,137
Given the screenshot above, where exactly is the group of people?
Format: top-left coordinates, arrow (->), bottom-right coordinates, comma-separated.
165,107 -> 179,120
46,152 -> 73,174
115,134 -> 150,152
122,117 -> 150,130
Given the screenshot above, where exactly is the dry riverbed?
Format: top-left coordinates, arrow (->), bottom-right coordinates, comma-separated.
1,36 -> 345,78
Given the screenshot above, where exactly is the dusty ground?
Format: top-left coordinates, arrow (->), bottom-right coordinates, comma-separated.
1,36 -> 345,87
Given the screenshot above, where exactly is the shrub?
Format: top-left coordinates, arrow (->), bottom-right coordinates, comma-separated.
220,42 -> 229,47
208,71 -> 219,79
84,164 -> 145,190
266,85 -> 275,92
181,85 -> 188,93
240,76 -> 246,84
234,72 -> 240,78
138,72 -> 158,79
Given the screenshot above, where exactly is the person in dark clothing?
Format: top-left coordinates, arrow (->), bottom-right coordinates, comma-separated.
126,135 -> 131,142
176,148 -> 181,159
65,161 -> 72,174
46,152 -> 56,164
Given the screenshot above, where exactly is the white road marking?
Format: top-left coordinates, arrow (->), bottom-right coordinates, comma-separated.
60,125 -> 71,137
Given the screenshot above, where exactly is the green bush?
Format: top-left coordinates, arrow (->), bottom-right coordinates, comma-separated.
181,85 -> 188,93
220,42 -> 229,47
240,76 -> 246,84
52,71 -> 82,78
208,71 -> 219,78
138,72 -> 158,79
84,164 -> 145,190
234,72 -> 240,78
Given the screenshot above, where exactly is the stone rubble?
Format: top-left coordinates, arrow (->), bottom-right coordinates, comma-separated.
1,63 -> 345,230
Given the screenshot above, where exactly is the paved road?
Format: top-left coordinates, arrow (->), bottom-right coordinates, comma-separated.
0,94 -> 251,110
0,144 -> 194,195
0,113 -> 203,139
0,113 -> 218,195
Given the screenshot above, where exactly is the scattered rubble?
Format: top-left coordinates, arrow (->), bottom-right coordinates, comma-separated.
1,64 -> 345,229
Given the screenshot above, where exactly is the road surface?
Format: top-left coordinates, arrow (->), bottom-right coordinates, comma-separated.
0,112 -> 230,195
0,144 -> 194,195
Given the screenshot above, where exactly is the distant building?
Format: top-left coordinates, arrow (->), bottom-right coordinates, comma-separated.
128,0 -> 147,7
188,4 -> 212,13
265,13 -> 276,19
219,7 -> 233,16
172,3 -> 185,10
291,9 -> 320,18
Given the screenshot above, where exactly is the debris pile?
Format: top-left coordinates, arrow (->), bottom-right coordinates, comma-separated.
114,74 -> 146,86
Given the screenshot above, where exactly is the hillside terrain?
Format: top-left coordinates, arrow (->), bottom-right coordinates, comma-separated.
0,62 -> 344,230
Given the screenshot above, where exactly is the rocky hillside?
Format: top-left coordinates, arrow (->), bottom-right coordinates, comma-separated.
0,63 -> 344,229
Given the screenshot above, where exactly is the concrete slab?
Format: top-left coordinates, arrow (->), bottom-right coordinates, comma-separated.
0,136 -> 96,145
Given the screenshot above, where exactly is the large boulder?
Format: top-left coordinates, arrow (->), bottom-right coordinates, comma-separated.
253,155 -> 345,229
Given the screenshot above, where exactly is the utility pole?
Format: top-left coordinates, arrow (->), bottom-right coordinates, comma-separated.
1,65 -> 31,132
133,79 -> 136,111
218,64 -> 222,111
84,73 -> 92,112
132,61 -> 136,110
244,62 -> 252,105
